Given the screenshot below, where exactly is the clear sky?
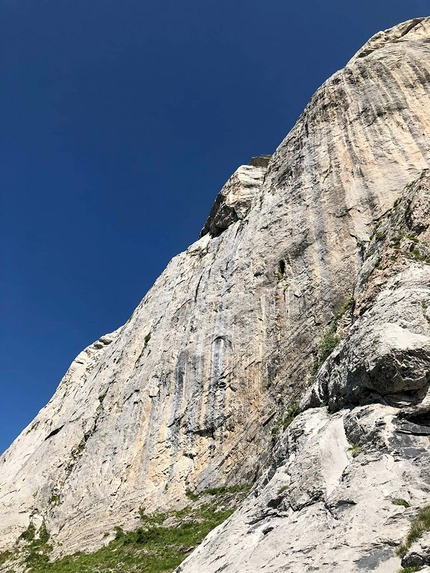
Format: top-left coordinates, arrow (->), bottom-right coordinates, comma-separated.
1,0 -> 428,455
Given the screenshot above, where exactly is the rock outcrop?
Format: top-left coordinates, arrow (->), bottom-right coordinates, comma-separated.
2,16 -> 430,572
199,163 -> 267,237
304,171 -> 430,412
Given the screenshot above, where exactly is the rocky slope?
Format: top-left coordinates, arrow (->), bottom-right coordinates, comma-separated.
1,15 -> 430,571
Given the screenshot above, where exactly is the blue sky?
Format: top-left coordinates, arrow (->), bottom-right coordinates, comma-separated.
1,0 -> 428,454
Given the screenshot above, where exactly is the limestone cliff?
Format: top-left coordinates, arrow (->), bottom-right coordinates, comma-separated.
1,16 -> 430,572
176,170 -> 430,573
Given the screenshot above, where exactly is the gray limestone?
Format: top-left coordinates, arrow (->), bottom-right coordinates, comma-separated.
175,402 -> 430,573
303,172 -> 430,413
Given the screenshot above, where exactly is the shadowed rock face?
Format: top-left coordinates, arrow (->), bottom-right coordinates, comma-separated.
1,16 -> 430,560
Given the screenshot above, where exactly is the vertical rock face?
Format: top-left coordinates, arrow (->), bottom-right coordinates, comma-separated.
176,169 -> 430,573
1,16 -> 430,560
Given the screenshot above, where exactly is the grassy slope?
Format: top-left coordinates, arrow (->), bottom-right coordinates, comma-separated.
2,485 -> 251,573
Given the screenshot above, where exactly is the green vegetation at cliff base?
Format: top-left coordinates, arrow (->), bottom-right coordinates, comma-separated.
5,486 -> 250,573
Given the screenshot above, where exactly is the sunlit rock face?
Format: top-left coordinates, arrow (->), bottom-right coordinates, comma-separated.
304,172 -> 430,413
176,402 -> 430,573
177,169 -> 430,573
1,16 -> 430,559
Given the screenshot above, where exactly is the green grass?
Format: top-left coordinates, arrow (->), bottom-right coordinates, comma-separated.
412,249 -> 424,260
185,489 -> 199,502
393,499 -> 411,508
397,505 -> 430,557
12,497 -> 246,573
391,236 -> 402,249
19,523 -> 36,542
333,296 -> 354,324
271,403 -> 300,441
282,403 -> 300,428
307,296 -> 353,385
0,551 -> 12,566
19,520 -> 53,571
348,443 -> 362,458
317,325 -> 340,365
48,493 -> 61,506
34,507 -> 231,572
